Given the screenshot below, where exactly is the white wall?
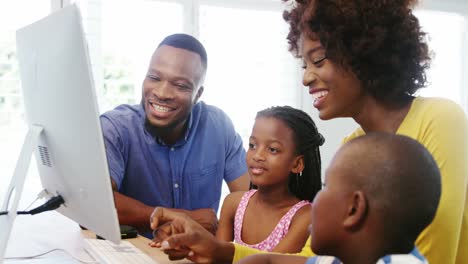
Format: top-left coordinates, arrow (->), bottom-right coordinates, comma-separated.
419,0 -> 468,111
419,0 -> 468,14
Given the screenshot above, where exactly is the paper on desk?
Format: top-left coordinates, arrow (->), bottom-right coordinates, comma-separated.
5,210 -> 94,263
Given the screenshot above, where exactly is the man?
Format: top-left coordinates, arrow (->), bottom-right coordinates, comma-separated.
149,133 -> 441,264
100,33 -> 249,237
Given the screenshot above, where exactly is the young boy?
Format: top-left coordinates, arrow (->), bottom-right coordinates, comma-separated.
238,132 -> 441,264
150,133 -> 441,264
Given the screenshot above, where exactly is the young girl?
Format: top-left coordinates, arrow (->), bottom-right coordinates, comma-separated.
216,106 -> 324,253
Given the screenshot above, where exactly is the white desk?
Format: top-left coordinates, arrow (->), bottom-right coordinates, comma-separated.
4,210 -> 190,263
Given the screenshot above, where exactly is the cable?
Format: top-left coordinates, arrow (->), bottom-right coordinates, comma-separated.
4,248 -> 98,263
23,189 -> 51,211
0,195 -> 65,216
29,195 -> 65,214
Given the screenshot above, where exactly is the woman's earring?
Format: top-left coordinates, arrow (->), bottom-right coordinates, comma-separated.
299,171 -> 302,177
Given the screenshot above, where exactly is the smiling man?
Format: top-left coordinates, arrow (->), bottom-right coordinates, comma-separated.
100,34 -> 249,238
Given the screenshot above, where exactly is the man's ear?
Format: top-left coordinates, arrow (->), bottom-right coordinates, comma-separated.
194,86 -> 204,103
291,155 -> 305,174
343,190 -> 367,230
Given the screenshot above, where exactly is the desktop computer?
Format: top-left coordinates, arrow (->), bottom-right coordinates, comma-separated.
0,4 -> 121,262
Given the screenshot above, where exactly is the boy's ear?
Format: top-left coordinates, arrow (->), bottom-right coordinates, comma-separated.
291,155 -> 305,174
343,191 -> 368,230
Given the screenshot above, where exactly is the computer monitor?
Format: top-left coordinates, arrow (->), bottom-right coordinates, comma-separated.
0,4 -> 121,260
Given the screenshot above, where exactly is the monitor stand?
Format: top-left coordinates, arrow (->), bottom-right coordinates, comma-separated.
0,125 -> 43,262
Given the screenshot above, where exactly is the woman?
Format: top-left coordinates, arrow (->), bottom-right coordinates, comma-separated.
283,0 -> 467,263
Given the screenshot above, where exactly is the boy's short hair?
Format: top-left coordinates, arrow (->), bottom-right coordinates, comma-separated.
345,133 -> 441,249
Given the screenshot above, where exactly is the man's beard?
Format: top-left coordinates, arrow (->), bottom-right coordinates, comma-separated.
141,100 -> 189,143
144,117 -> 175,136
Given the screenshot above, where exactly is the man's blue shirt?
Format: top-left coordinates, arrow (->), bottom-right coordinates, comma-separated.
100,101 -> 247,213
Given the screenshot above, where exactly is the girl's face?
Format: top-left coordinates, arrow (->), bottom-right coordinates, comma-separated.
301,37 -> 364,120
247,117 -> 302,187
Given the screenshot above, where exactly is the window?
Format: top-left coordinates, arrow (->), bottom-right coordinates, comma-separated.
415,10 -> 466,108
0,1 -> 50,128
198,3 -> 301,206
100,0 -> 183,112
0,0 -> 50,199
199,4 -> 300,146
98,1 -> 300,140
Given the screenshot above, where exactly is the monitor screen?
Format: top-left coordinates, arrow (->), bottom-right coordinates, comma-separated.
12,3 -> 120,244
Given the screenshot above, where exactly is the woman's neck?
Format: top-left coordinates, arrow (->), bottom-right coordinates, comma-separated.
353,96 -> 413,134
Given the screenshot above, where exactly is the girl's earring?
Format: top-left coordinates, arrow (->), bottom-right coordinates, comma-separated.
299,171 -> 302,177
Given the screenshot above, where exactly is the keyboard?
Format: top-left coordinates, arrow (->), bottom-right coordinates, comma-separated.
83,238 -> 158,264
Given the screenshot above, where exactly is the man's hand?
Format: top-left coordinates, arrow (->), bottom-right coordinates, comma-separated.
185,208 -> 218,235
150,207 -> 218,235
149,207 -> 234,263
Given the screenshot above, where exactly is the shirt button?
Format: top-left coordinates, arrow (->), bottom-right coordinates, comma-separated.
170,147 -> 175,151
174,183 -> 179,188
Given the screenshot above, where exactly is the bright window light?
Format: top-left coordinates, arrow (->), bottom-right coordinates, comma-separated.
199,5 -> 301,146
415,10 -> 465,106
101,0 -> 183,112
198,5 -> 302,208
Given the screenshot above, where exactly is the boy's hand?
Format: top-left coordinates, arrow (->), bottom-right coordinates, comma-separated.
149,207 -> 234,263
